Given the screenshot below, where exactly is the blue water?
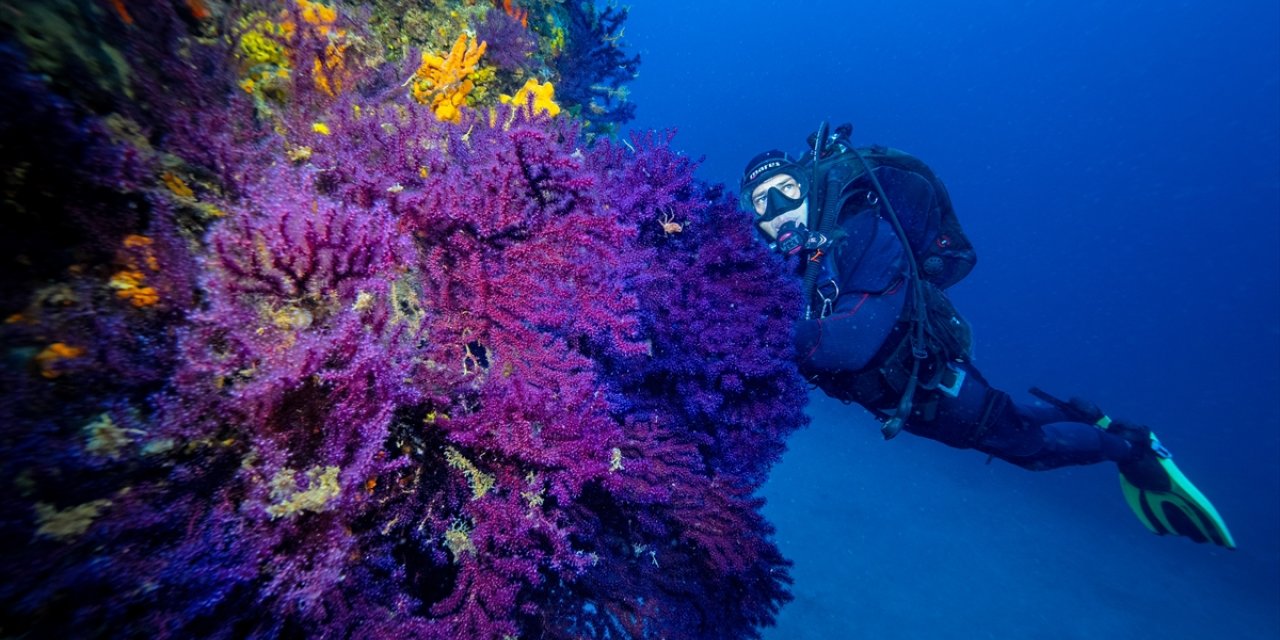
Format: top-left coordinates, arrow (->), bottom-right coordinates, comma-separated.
626,2 -> 1280,638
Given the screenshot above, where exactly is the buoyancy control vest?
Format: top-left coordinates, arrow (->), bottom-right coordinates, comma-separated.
800,133 -> 976,295
799,123 -> 977,438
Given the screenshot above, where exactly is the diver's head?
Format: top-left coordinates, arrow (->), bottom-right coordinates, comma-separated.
739,150 -> 809,240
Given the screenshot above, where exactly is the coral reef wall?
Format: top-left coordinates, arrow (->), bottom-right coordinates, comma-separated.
0,1 -> 808,638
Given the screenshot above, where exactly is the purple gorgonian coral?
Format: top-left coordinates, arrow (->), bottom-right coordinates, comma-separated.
0,2 -> 808,638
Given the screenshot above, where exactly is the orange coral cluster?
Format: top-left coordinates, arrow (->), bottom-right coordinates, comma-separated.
110,0 -> 133,24
501,0 -> 529,29
185,0 -> 212,21
298,0 -> 350,96
235,0 -> 351,98
35,342 -> 85,379
411,34 -> 487,123
162,171 -> 194,199
122,0 -> 213,22
108,235 -> 161,308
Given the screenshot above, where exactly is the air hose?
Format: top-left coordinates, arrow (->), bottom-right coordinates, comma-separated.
801,122 -> 853,320
848,144 -> 930,440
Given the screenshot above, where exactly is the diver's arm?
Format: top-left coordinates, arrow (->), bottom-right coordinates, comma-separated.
793,278 -> 907,371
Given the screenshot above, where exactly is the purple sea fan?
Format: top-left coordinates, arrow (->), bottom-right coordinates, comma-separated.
476,7 -> 537,72
144,165 -> 429,625
297,103 -> 800,638
150,106 -> 801,638
180,165 -> 419,423
588,131 -> 810,485
1,2 -> 809,636
525,132 -> 809,640
552,2 -> 640,134
133,103 -> 651,638
416,123 -> 648,353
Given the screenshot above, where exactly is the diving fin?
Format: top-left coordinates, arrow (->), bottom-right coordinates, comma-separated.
1028,387 -> 1235,549
1113,425 -> 1236,549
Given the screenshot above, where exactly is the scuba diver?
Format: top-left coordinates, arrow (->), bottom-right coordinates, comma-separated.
741,123 -> 1235,548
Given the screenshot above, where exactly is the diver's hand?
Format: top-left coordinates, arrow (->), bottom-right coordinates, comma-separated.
1067,396 -> 1105,424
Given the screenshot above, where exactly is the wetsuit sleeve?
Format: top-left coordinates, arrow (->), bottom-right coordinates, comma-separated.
793,279 -> 907,371
793,216 -> 909,372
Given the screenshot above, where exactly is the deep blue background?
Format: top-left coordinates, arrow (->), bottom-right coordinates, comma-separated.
624,1 -> 1279,637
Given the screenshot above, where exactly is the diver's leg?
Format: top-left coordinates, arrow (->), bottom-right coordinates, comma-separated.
910,366 -> 1235,546
907,363 -> 1136,470
1001,420 -> 1135,470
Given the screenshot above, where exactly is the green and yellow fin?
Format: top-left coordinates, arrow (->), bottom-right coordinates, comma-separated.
1118,441 -> 1235,549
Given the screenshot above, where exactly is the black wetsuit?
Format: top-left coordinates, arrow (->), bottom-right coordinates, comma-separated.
793,163 -> 1134,470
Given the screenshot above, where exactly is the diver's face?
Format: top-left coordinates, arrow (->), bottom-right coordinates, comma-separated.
750,174 -> 808,240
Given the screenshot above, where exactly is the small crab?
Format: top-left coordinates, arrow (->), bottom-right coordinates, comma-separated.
658,210 -> 683,235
